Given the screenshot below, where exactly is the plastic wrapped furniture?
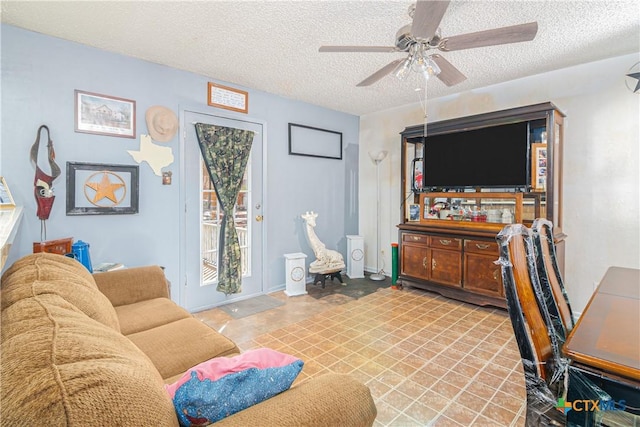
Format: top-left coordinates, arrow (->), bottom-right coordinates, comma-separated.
532,218 -> 575,343
496,224 -> 610,427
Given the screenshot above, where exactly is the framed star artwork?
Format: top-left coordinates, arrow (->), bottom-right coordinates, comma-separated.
66,162 -> 139,215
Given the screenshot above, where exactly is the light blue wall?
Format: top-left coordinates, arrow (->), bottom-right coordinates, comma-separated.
0,24 -> 359,303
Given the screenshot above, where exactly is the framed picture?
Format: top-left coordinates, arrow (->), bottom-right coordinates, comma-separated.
66,162 -> 139,215
531,143 -> 547,191
0,176 -> 15,208
208,82 -> 248,114
74,90 -> 136,138
288,123 -> 343,160
412,159 -> 423,192
408,204 -> 420,221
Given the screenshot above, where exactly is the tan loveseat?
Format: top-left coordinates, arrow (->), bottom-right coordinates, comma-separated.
1,253 -> 377,426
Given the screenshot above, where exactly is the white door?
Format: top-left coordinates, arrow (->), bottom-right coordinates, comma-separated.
182,110 -> 264,312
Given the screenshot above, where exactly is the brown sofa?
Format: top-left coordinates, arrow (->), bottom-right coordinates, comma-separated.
1,253 -> 377,426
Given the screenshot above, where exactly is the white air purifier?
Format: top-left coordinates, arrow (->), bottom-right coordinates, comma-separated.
284,252 -> 308,296
346,235 -> 365,279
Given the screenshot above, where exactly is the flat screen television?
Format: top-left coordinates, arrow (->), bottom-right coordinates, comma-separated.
421,121 -> 530,190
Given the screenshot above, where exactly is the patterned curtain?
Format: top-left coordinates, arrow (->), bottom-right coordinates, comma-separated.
194,123 -> 255,295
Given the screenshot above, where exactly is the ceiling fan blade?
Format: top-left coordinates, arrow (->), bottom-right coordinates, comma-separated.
356,58 -> 406,87
411,0 -> 450,40
319,46 -> 400,53
442,22 -> 538,51
430,54 -> 467,86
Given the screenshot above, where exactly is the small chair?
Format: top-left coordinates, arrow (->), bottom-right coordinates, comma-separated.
496,224 -> 610,427
532,218 -> 575,343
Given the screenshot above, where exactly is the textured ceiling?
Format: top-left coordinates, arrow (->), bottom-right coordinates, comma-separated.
2,1 -> 639,116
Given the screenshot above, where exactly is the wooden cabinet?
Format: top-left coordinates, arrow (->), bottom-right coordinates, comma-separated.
401,241 -> 429,280
429,236 -> 462,286
463,239 -> 502,297
397,103 -> 566,308
401,233 -> 462,286
400,229 -> 503,307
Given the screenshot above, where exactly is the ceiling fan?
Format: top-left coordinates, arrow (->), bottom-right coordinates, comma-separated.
319,0 -> 538,87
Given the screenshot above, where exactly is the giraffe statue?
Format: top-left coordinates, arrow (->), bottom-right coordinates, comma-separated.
301,211 -> 345,287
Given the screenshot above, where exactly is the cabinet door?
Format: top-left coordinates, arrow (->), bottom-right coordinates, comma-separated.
464,253 -> 503,296
430,249 -> 462,286
401,244 -> 429,280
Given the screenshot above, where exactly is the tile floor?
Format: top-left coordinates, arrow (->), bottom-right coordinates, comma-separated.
194,284 -> 527,426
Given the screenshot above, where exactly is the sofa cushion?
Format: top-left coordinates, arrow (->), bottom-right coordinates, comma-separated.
116,298 -> 191,335
93,265 -> 170,306
165,348 -> 303,426
214,373 -> 378,427
1,253 -> 120,331
127,317 -> 240,380
1,293 -> 178,426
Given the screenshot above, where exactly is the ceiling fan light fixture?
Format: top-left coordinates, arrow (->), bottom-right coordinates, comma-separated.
393,57 -> 412,80
425,55 -> 441,76
319,1 -> 537,88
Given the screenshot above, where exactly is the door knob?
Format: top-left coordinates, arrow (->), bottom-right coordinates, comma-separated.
255,215 -> 263,222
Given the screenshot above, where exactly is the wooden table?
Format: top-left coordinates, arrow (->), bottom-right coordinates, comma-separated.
563,266 -> 640,382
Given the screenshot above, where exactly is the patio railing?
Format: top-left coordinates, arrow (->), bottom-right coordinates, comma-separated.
201,221 -> 249,284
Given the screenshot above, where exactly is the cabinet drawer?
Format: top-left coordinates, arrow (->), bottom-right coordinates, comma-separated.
429,236 -> 462,250
403,233 -> 428,245
464,239 -> 498,255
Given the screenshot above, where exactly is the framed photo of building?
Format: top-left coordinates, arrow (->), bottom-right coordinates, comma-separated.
74,90 -> 136,138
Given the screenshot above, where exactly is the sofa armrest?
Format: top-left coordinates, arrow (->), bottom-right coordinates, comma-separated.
213,373 -> 377,426
93,266 -> 170,307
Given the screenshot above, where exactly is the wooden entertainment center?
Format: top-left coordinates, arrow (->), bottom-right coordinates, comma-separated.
398,103 -> 566,309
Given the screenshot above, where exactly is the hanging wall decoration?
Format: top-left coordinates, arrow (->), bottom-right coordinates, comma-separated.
208,82 -> 248,114
74,90 -> 136,138
30,125 -> 61,240
127,134 -> 174,176
145,105 -> 178,142
288,123 -> 343,160
66,162 -> 139,215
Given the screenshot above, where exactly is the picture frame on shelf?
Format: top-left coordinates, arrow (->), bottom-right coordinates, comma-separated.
74,90 -> 136,138
531,143 -> 547,191
66,162 -> 139,215
408,204 -> 420,221
0,176 -> 15,208
208,82 -> 248,114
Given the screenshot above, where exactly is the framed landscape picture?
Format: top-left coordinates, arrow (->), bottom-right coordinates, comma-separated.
74,90 -> 136,138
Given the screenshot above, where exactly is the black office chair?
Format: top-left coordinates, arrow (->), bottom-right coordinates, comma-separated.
497,224 -> 611,427
532,218 -> 575,343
